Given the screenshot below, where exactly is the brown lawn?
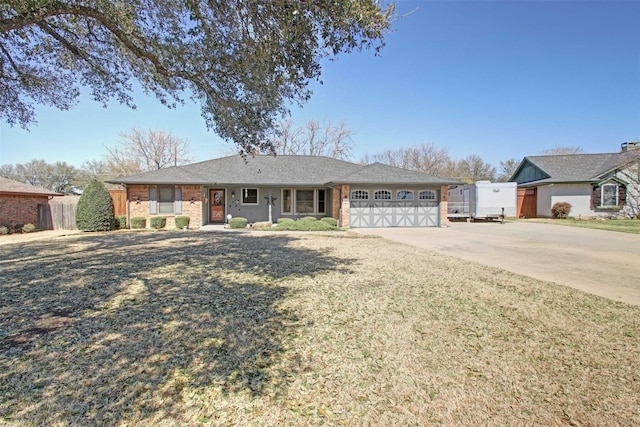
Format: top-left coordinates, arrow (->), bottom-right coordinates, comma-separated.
1,231 -> 639,426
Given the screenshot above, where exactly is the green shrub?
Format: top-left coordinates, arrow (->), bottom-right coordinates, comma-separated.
131,217 -> 146,229
22,223 -> 37,233
175,216 -> 190,229
320,217 -> 338,227
229,217 -> 248,229
300,216 -> 317,222
76,180 -> 115,231
115,215 -> 127,229
13,223 -> 24,233
150,216 -> 166,229
277,217 -> 294,224
551,202 -> 572,219
0,226 -> 9,235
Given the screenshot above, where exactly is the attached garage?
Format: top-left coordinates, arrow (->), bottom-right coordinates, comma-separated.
349,188 -> 440,228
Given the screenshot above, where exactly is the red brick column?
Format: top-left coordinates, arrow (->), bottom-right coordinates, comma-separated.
440,185 -> 449,227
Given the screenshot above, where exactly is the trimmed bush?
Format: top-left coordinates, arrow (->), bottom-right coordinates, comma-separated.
1,226 -> 9,235
76,180 -> 115,231
229,217 -> 248,229
150,216 -> 166,229
13,224 -> 24,233
277,217 -> 294,224
115,215 -> 127,230
320,217 -> 338,227
175,216 -> 190,229
300,216 -> 317,222
551,202 -> 572,219
131,217 -> 146,229
22,223 -> 37,233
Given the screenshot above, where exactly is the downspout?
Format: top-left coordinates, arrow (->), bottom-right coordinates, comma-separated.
122,184 -> 130,229
336,185 -> 342,227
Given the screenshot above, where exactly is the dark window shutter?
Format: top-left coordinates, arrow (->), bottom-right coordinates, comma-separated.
619,185 -> 627,206
175,187 -> 182,215
591,185 -> 601,208
149,187 -> 157,214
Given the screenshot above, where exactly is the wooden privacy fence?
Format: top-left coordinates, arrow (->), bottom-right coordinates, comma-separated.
51,203 -> 78,230
40,191 -> 125,230
516,187 -> 537,218
109,190 -> 127,216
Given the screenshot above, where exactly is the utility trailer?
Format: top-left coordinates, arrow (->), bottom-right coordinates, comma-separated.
447,181 -> 517,222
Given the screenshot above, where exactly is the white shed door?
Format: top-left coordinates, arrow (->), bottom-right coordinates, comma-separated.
350,201 -> 439,227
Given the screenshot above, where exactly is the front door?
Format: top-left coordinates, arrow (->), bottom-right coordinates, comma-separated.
210,189 -> 225,223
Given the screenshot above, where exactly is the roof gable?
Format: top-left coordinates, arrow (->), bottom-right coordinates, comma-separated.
511,150 -> 640,185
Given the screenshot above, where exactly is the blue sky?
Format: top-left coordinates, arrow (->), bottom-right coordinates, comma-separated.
1,0 -> 638,169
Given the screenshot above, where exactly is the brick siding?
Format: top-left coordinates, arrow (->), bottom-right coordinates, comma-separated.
440,185 -> 449,227
127,184 -> 203,229
339,184 -> 350,228
0,194 -> 49,226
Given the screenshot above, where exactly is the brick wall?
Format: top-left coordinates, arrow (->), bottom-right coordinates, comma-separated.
440,185 -> 449,227
331,186 -> 341,221
339,184 -> 350,228
0,194 -> 49,226
127,185 -> 203,229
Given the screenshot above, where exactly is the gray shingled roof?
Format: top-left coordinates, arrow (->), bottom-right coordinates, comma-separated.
328,162 -> 461,185
514,150 -> 640,184
109,155 -> 462,186
0,176 -> 61,196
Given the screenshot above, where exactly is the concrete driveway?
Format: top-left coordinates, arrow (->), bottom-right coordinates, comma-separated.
355,221 -> 640,306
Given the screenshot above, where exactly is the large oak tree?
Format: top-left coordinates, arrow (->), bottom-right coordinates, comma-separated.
0,1 -> 393,154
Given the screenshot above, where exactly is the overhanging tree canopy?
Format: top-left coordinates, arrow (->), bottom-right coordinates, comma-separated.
0,1 -> 393,154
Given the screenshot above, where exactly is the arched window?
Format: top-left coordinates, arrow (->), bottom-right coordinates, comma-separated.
374,190 -> 392,200
351,190 -> 369,200
397,190 -> 414,200
419,190 -> 436,200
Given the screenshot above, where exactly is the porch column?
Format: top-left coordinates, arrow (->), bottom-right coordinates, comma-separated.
440,185 -> 449,227
340,184 -> 350,228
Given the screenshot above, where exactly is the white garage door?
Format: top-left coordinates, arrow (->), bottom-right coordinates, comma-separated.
350,201 -> 439,227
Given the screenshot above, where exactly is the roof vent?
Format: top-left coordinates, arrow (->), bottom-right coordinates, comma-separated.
621,141 -> 640,152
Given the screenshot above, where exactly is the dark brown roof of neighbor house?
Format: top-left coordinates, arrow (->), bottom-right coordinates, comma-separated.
0,176 -> 61,196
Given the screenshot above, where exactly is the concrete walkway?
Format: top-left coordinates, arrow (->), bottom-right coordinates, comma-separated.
355,221 -> 640,306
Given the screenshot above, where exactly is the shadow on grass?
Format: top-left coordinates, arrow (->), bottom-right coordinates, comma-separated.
0,231 -> 352,425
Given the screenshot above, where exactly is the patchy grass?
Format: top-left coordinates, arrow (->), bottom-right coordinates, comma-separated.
519,217 -> 640,234
1,232 -> 639,426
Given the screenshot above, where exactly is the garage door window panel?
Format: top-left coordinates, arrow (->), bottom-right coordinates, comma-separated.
397,190 -> 414,200
374,190 -> 392,200
419,190 -> 436,201
351,190 -> 369,200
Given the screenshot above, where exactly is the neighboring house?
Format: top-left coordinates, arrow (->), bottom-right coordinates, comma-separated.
0,176 -> 62,229
107,155 -> 462,228
510,142 -> 640,218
